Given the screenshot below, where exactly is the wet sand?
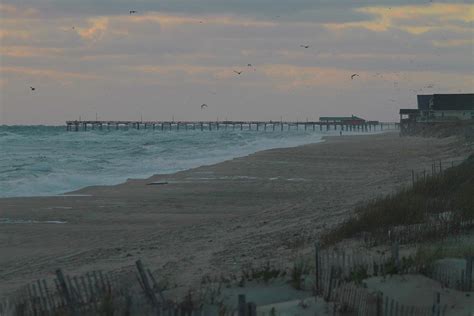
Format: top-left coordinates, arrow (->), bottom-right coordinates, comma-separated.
0,132 -> 470,296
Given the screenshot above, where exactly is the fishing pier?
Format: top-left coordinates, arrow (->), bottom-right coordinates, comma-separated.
66,120 -> 396,132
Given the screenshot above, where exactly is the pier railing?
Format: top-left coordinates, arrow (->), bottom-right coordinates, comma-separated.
65,120 -> 398,132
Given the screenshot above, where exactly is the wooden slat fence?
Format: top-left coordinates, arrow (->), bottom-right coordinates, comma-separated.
314,243 -> 452,316
0,262 -> 206,316
360,219 -> 474,247
428,256 -> 473,292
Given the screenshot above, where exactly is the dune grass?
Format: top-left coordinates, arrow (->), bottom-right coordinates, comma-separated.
321,154 -> 474,246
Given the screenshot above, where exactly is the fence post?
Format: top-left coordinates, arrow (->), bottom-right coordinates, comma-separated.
391,241 -> 400,272
247,302 -> 257,316
411,170 -> 415,186
238,294 -> 246,316
465,256 -> 473,291
136,260 -> 161,314
315,242 -> 320,295
55,269 -> 77,316
325,266 -> 336,301
432,292 -> 440,316
375,292 -> 383,316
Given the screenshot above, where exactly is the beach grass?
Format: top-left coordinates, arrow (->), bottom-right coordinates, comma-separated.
321,154 -> 474,246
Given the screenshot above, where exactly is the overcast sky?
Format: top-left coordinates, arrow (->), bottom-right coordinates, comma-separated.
0,0 -> 473,124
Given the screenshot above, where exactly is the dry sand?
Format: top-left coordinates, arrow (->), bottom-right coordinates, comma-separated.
0,132 -> 471,297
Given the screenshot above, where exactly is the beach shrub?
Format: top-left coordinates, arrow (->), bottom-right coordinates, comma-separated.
290,261 -> 306,290
348,265 -> 368,285
240,261 -> 282,284
321,154 -> 474,246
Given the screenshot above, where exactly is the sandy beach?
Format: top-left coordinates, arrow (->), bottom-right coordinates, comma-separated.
0,132 -> 471,297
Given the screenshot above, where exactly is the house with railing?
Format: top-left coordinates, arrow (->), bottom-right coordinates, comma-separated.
399,93 -> 474,135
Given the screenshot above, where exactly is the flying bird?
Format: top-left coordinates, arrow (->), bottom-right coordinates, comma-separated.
233,70 -> 243,75
30,86 -> 36,91
247,64 -> 252,67
201,104 -> 208,109
351,74 -> 359,80
300,45 -> 310,48
129,10 -> 137,15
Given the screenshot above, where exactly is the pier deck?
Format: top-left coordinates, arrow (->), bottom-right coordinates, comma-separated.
66,120 -> 396,132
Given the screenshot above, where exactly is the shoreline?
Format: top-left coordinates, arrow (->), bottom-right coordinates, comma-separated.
67,131 -> 387,195
0,132 -> 470,296
1,128 -> 338,199
0,127 -> 390,199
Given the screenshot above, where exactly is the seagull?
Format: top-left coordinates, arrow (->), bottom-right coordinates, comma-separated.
247,64 -> 252,67
30,86 -> 36,91
129,10 -> 137,15
351,74 -> 359,80
300,45 -> 310,49
201,104 -> 208,109
233,70 -> 243,75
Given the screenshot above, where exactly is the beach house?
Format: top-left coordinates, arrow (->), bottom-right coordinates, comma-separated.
428,94 -> 474,121
401,93 -> 474,122
399,93 -> 474,135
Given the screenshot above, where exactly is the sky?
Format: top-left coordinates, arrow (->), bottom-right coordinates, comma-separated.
0,0 -> 473,124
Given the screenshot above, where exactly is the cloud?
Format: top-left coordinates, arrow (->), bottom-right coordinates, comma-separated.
77,17 -> 109,41
1,66 -> 99,81
0,46 -> 64,57
432,39 -> 473,47
0,29 -> 31,40
324,3 -> 474,35
0,3 -> 38,18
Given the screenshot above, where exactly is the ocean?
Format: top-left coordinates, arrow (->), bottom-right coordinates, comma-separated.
0,125 -> 359,198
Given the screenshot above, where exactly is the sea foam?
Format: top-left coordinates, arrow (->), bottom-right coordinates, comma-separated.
0,125 -> 366,198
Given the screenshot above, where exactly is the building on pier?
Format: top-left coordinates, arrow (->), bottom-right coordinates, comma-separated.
319,115 -> 366,125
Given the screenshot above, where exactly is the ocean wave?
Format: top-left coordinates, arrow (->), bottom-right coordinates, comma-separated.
0,126 -> 342,197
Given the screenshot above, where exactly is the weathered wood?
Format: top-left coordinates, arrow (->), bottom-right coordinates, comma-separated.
314,241 -> 321,294
136,260 -> 161,313
465,256 -> 473,291
238,294 -> 246,316
147,268 -> 166,304
247,302 -> 257,316
56,269 -> 77,315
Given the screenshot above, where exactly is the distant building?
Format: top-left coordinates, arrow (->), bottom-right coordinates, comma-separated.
401,93 -> 474,122
319,115 -> 366,125
417,95 -> 431,118
399,93 -> 474,135
429,94 -> 474,121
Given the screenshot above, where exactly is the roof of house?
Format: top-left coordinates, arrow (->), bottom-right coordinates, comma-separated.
417,95 -> 432,111
319,115 -> 365,121
432,94 -> 474,111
